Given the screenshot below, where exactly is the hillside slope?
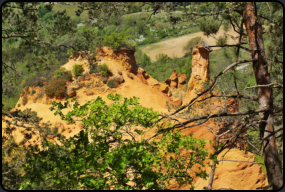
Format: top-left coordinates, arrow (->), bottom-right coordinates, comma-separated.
2,46 -> 268,190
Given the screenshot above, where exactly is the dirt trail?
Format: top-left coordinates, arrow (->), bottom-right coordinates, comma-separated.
142,27 -> 240,61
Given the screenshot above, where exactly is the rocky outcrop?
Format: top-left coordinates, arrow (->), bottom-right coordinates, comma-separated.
96,46 -> 138,73
107,74 -> 125,88
182,41 -> 212,105
177,74 -> 187,92
163,70 -> 187,101
85,90 -> 94,96
66,86 -> 76,97
226,97 -> 239,113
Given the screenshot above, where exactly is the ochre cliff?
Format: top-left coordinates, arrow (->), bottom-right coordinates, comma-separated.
183,41 -> 212,106
2,45 -> 268,190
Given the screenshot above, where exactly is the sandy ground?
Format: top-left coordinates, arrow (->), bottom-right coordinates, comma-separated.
142,26 -> 240,61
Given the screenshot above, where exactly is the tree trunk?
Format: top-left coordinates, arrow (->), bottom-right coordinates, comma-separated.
242,2 -> 283,190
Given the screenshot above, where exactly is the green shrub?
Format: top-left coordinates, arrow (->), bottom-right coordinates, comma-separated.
99,64 -> 112,76
31,90 -> 36,95
72,64 -> 84,78
102,78 -> 108,84
22,96 -> 28,105
102,32 -> 129,51
59,70 -> 73,81
183,36 -> 202,53
157,30 -> 168,39
44,78 -> 67,98
107,78 -> 116,88
23,67 -> 56,88
27,91 -> 31,95
89,64 -> 99,74
53,68 -> 66,78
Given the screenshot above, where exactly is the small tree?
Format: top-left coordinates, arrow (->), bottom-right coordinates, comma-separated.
183,36 -> 202,53
102,32 -> 129,51
72,64 -> 84,78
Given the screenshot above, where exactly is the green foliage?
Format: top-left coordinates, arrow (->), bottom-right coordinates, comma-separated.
102,32 -> 129,51
183,36 -> 202,53
53,68 -> 66,78
67,48 -> 77,56
22,65 -> 59,88
107,78 -> 116,88
89,64 -> 99,74
216,35 -> 228,46
54,68 -> 72,81
44,78 -> 67,98
38,3 -> 53,18
135,52 -> 192,83
99,64 -> 112,76
72,64 -> 84,78
157,29 -> 168,39
102,78 -> 108,84
19,94 -> 208,190
254,155 -> 267,174
31,90 -> 36,95
155,53 -> 171,62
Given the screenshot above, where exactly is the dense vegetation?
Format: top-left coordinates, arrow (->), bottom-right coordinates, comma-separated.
2,2 -> 283,190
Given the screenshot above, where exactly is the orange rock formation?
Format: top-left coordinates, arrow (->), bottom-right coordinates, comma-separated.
2,45 -> 268,190
183,41 -> 212,106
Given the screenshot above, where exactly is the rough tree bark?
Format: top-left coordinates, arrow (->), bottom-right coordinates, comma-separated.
242,2 -> 283,190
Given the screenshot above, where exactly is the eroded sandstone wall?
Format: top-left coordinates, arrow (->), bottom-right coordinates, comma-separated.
182,41 -> 212,106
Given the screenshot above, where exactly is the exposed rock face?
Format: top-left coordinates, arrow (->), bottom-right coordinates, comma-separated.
193,148 -> 268,190
96,46 -> 138,73
127,73 -> 133,79
182,41 -> 212,105
108,74 -> 125,88
177,74 -> 187,92
85,90 -> 94,96
66,86 -> 76,97
163,70 -> 187,101
5,46 -> 268,190
54,122 -> 64,132
226,97 -> 239,113
113,74 -> 124,85
82,73 -> 91,81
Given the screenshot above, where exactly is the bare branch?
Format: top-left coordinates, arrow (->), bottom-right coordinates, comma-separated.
218,159 -> 264,165
245,83 -> 283,90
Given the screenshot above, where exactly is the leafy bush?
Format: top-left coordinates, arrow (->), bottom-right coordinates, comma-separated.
38,3 -> 53,18
157,29 -> 168,39
44,78 -> 67,98
89,64 -> 99,74
99,64 -> 112,76
54,68 -> 66,78
102,32 -> 129,51
67,48 -> 77,56
107,78 -> 116,88
72,64 -> 84,78
62,71 -> 73,81
41,12 -> 56,23
19,94 -> 209,190
31,90 -> 36,95
54,68 -> 73,81
183,36 -> 202,53
102,78 -> 107,84
22,66 -> 56,88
